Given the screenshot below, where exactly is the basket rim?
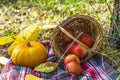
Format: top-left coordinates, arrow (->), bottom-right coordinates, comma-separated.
51,14 -> 103,62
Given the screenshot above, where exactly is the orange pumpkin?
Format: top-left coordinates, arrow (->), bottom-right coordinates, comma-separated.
11,41 -> 47,68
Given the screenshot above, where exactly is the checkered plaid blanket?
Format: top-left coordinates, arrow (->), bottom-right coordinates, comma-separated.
0,42 -> 119,80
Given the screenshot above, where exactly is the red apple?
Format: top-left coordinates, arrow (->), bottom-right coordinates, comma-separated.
65,42 -> 77,55
72,44 -> 87,58
64,54 -> 80,66
65,61 -> 82,76
79,33 -> 94,48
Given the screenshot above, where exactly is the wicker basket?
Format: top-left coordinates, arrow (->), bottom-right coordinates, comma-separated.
51,15 -> 103,63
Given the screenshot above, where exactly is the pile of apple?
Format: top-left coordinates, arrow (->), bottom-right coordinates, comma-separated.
64,54 -> 82,76
63,31 -> 94,76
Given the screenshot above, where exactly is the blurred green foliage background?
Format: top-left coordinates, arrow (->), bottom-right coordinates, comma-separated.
0,0 -> 113,37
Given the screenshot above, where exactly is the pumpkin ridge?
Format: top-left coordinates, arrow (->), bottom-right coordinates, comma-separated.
11,41 -> 47,68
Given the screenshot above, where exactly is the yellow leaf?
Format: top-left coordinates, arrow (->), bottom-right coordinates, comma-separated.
30,11 -> 39,18
8,24 -> 40,55
0,36 -> 14,45
34,62 -> 58,73
25,74 -> 43,80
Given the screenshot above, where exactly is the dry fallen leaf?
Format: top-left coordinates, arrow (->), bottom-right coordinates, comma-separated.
25,74 -> 43,80
0,36 -> 14,45
34,61 -> 58,73
8,24 -> 39,55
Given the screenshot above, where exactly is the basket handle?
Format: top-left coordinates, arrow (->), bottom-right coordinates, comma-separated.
58,26 -> 90,50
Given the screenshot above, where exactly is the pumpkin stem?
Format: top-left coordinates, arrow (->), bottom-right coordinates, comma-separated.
26,42 -> 31,47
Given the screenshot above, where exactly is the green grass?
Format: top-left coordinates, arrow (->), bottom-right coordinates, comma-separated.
0,0 -> 112,30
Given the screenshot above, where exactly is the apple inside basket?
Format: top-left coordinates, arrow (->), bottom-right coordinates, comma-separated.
51,15 -> 103,63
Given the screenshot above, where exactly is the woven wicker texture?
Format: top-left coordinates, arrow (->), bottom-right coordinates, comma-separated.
51,15 -> 103,63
